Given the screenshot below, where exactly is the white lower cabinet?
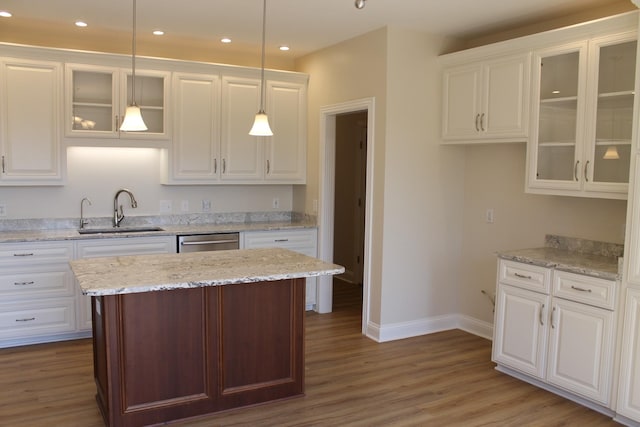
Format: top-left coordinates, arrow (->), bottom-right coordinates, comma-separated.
493,259 -> 617,410
0,241 -> 76,348
242,228 -> 318,310
75,236 -> 176,331
617,288 -> 640,422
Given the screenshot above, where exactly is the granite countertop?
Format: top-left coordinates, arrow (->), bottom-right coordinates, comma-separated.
0,216 -> 317,244
497,235 -> 623,281
70,247 -> 344,296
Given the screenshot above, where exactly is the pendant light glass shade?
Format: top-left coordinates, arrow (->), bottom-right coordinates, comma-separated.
120,105 -> 148,131
250,111 -> 273,136
120,0 -> 148,132
603,146 -> 620,160
249,0 -> 273,136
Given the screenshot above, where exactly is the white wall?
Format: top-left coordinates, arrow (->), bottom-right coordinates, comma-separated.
296,27 -> 466,330
458,143 -> 627,324
380,27 -> 464,325
0,146 -> 292,219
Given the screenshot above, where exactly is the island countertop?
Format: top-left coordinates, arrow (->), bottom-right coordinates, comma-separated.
70,247 -> 344,296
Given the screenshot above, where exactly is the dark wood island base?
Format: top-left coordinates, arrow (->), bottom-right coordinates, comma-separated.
92,278 -> 305,427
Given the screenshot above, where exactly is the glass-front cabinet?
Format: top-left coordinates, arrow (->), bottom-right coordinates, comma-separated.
527,31 -> 636,199
65,64 -> 169,140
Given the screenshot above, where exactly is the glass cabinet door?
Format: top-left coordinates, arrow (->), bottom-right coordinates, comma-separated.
534,49 -> 583,185
67,66 -> 118,136
588,38 -> 636,188
123,71 -> 168,136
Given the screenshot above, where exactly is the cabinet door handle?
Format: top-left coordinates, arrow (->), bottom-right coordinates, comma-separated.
514,272 -> 532,280
551,306 -> 556,329
214,158 -> 217,174
115,115 -> 119,131
222,158 -> 226,174
14,281 -> 35,286
16,317 -> 36,322
475,114 -> 480,132
571,285 -> 592,293
539,303 -> 545,326
584,160 -> 590,182
480,113 -> 485,131
574,160 -> 580,181
267,159 -> 270,174
1,155 -> 4,173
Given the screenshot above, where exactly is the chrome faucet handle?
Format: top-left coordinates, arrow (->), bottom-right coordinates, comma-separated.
80,197 -> 92,229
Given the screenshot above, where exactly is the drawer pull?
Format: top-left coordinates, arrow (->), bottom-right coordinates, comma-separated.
15,317 -> 35,322
13,253 -> 34,257
570,285 -> 592,293
274,239 -> 289,242
514,272 -> 532,280
14,281 -> 35,286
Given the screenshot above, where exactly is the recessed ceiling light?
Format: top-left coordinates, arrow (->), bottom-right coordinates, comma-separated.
552,90 -> 560,94
279,45 -> 290,51
75,21 -> 88,27
0,11 -> 12,18
221,37 -> 232,43
153,30 -> 164,36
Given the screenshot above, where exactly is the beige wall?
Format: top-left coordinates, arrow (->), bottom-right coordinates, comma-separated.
296,27 -> 466,326
295,28 -> 389,323
458,143 -> 627,324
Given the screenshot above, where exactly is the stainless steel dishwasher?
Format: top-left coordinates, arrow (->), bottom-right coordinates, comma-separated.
177,232 -> 240,253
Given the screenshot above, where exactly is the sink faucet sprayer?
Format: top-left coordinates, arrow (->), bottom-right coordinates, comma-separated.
79,197 -> 92,229
113,189 -> 137,227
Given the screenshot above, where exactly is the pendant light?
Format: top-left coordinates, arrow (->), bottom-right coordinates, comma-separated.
603,146 -> 620,160
120,0 -> 148,132
249,0 -> 273,136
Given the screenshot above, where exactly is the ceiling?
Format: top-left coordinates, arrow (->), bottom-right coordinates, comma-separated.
0,0 -> 636,60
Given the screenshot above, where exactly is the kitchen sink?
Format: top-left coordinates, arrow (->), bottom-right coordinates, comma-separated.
78,226 -> 164,235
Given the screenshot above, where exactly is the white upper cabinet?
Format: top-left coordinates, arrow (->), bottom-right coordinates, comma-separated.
442,53 -> 530,143
65,63 -> 170,142
220,76 -> 264,182
0,58 -> 64,185
526,31 -> 637,199
264,80 -> 307,183
164,72 -> 221,183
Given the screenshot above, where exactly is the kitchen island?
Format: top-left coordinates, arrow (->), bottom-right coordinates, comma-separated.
70,248 -> 343,427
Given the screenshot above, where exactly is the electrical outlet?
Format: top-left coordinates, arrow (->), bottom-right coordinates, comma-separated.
272,197 -> 279,209
486,208 -> 494,224
0,203 -> 6,217
202,200 -> 211,212
181,200 -> 189,212
159,200 -> 172,214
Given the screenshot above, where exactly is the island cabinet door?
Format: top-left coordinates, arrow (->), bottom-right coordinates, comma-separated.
92,288 -> 221,427
217,277 -> 306,410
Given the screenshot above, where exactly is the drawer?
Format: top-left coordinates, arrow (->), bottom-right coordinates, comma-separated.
0,241 -> 73,265
499,259 -> 551,294
0,298 -> 76,339
0,266 -> 75,299
243,229 -> 317,255
553,270 -> 616,310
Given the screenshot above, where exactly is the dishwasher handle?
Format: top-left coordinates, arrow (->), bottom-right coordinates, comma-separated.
180,239 -> 239,246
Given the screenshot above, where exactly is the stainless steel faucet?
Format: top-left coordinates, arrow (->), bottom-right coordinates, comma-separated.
79,197 -> 92,229
113,189 -> 138,227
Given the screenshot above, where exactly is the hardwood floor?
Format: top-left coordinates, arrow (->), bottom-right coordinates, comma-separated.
0,283 -> 618,426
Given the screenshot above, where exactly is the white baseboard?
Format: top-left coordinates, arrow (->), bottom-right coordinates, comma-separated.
365,313 -> 492,343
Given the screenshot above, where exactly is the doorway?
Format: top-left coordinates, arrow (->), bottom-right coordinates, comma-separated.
332,112 -> 367,311
317,98 -> 375,337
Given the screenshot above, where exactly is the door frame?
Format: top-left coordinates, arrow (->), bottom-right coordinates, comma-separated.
317,97 -> 375,335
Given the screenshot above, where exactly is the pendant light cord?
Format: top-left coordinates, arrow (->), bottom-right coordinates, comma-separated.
131,0 -> 137,106
259,0 -> 267,113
